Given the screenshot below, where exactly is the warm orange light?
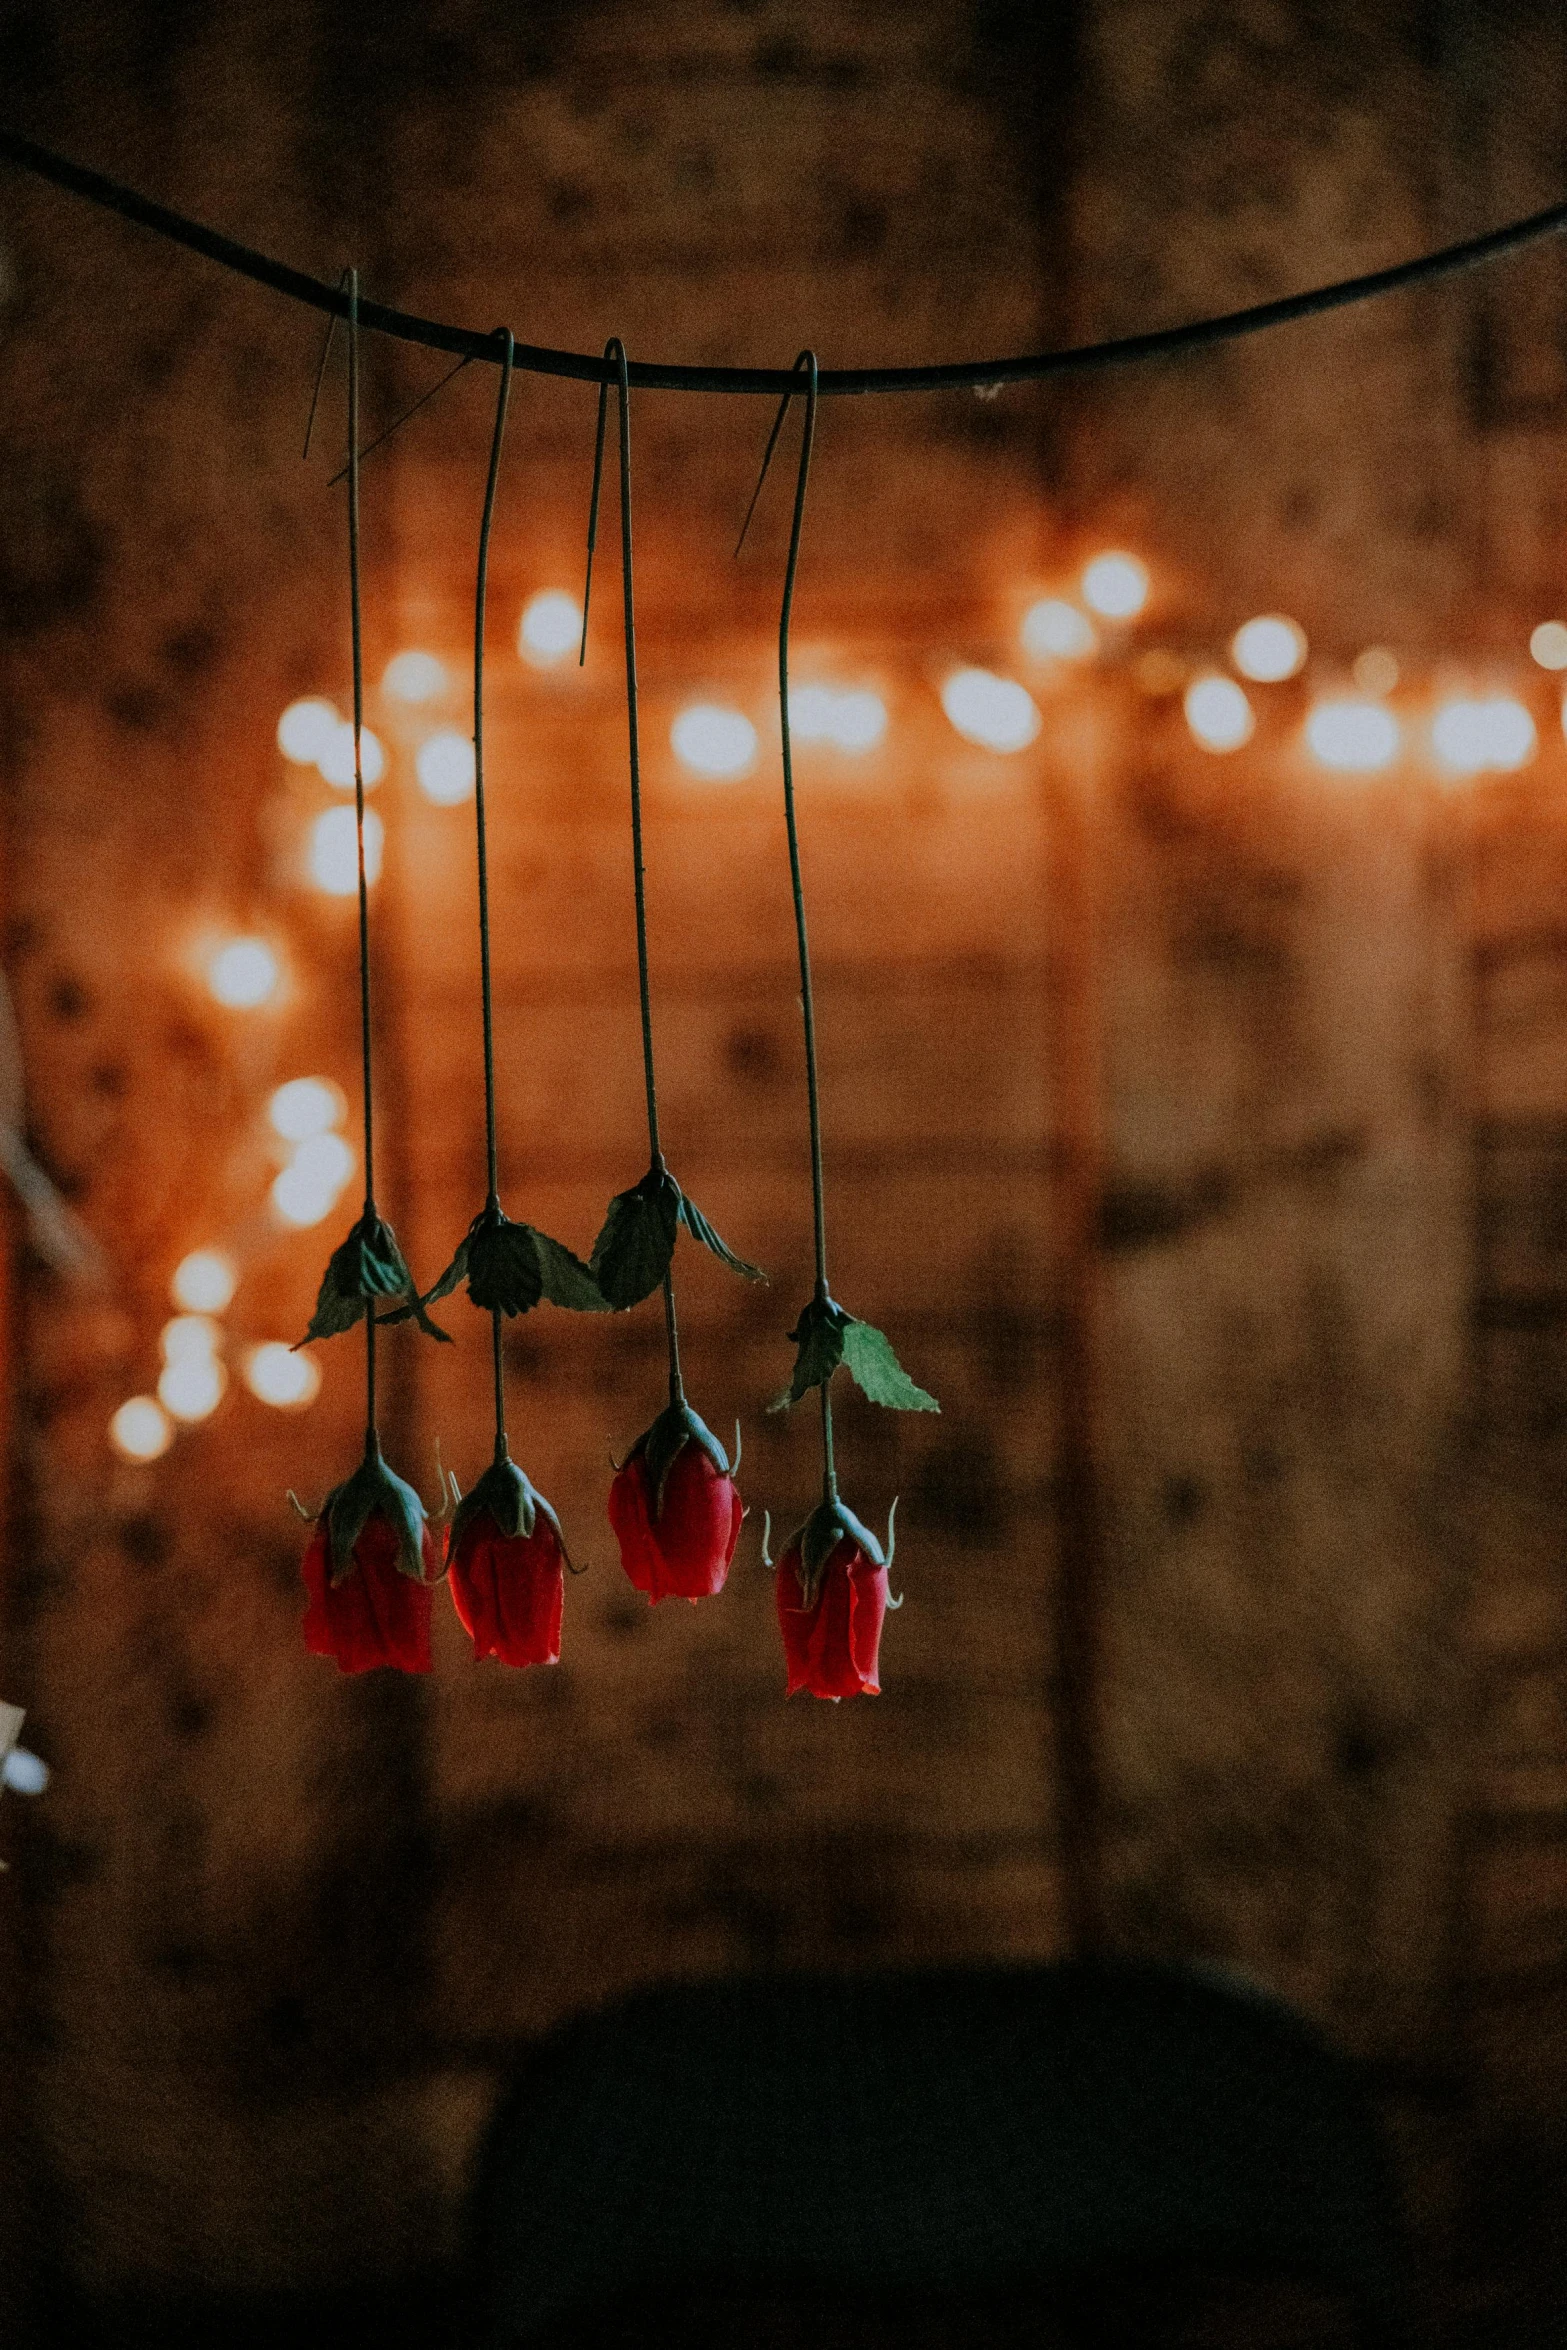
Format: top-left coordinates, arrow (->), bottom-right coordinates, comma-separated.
1352,647 -> 1400,697
158,1353 -> 227,1423
277,698 -> 338,764
271,1133 -> 355,1228
110,1396 -> 172,1461
671,704 -> 758,777
245,1343 -> 322,1408
1305,699 -> 1400,772
519,591 -> 583,666
1184,674 -> 1254,752
161,1314 -> 221,1364
308,806 -> 383,895
415,730 -> 477,804
317,722 -> 386,789
1231,615 -> 1306,682
1021,598 -> 1097,661
268,1078 -> 344,1142
1432,696 -> 1536,775
382,650 -> 447,702
789,685 -> 888,753
1531,622 -> 1567,670
207,937 -> 280,1009
171,1250 -> 237,1314
940,669 -> 1041,753
1081,552 -> 1148,620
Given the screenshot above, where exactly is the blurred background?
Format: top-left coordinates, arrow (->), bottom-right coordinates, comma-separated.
1,0 -> 1565,2340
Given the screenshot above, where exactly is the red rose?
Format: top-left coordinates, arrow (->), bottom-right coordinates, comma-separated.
774,1496 -> 895,1699
448,1451 -> 565,1667
300,1443 -> 438,1675
609,1401 -> 743,1604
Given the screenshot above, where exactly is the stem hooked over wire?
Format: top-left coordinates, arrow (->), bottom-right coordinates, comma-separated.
474,327 -> 516,1451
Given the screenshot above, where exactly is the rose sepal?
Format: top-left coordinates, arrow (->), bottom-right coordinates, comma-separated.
784,1492 -> 890,1610
449,1446 -> 565,1552
325,1438 -> 438,1586
632,1398 -> 734,1519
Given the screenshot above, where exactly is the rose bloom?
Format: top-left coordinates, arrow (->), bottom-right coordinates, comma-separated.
448,1514 -> 563,1666
301,1508 -> 438,1675
609,1402 -> 742,1604
774,1498 -> 893,1699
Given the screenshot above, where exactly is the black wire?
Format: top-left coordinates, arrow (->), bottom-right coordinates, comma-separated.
346,268 -> 377,1445
6,125 -> 1567,396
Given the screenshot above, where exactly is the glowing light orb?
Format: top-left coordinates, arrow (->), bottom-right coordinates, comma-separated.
110,1396 -> 172,1462
1081,552 -> 1148,620
3,1748 -> 48,1795
1021,598 -> 1098,661
789,685 -> 888,753
277,698 -> 339,765
1531,621 -> 1567,671
309,805 -> 383,895
170,1249 -> 237,1314
1184,674 -> 1255,752
245,1343 -> 322,1409
671,704 -> 758,778
1352,647 -> 1400,697
271,1132 -> 355,1228
382,650 -> 447,702
940,668 -> 1041,754
207,937 -> 280,1009
317,722 -> 385,790
1305,699 -> 1400,772
268,1078 -> 344,1143
161,1314 -> 221,1365
519,590 -> 583,666
158,1352 -> 227,1423
1432,696 -> 1536,775
1231,615 -> 1306,682
416,730 -> 477,805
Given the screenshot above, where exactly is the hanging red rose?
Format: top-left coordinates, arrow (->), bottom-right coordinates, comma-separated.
609,1399 -> 743,1604
300,1440 -> 440,1675
447,1447 -> 567,1666
773,1494 -> 898,1700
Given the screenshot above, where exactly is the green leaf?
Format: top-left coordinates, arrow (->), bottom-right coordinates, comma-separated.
467,1218 -> 545,1317
841,1318 -> 939,1412
677,1192 -> 765,1283
302,1210 -> 449,1344
590,1166 -> 681,1310
532,1229 -> 610,1312
769,1293 -> 849,1411
421,1232 -> 473,1310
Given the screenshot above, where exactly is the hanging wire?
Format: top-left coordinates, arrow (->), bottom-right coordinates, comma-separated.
345,267 -> 378,1442
7,128 -> 1567,396
473,328 -> 515,1453
327,353 -> 474,487
591,338 -> 684,1404
767,352 -> 836,1499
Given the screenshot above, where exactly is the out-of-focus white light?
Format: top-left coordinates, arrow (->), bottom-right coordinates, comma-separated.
317,722 -> 385,789
1531,621 -> 1567,670
1231,615 -> 1306,682
171,1249 -> 237,1314
416,730 -> 477,804
1081,552 -> 1148,620
158,1352 -> 227,1423
1022,598 -> 1098,661
789,685 -> 888,753
110,1396 -> 172,1462
245,1342 -> 322,1409
2,1747 -> 48,1796
277,698 -> 338,764
1433,696 -> 1536,774
519,590 -> 583,666
671,704 -> 758,778
382,650 -> 447,703
1184,673 -> 1255,752
161,1314 -> 221,1365
268,1077 -> 344,1143
1305,699 -> 1401,772
207,937 -> 280,1009
309,806 -> 383,895
271,1132 -> 355,1228
940,668 -> 1041,754
1352,647 -> 1400,697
